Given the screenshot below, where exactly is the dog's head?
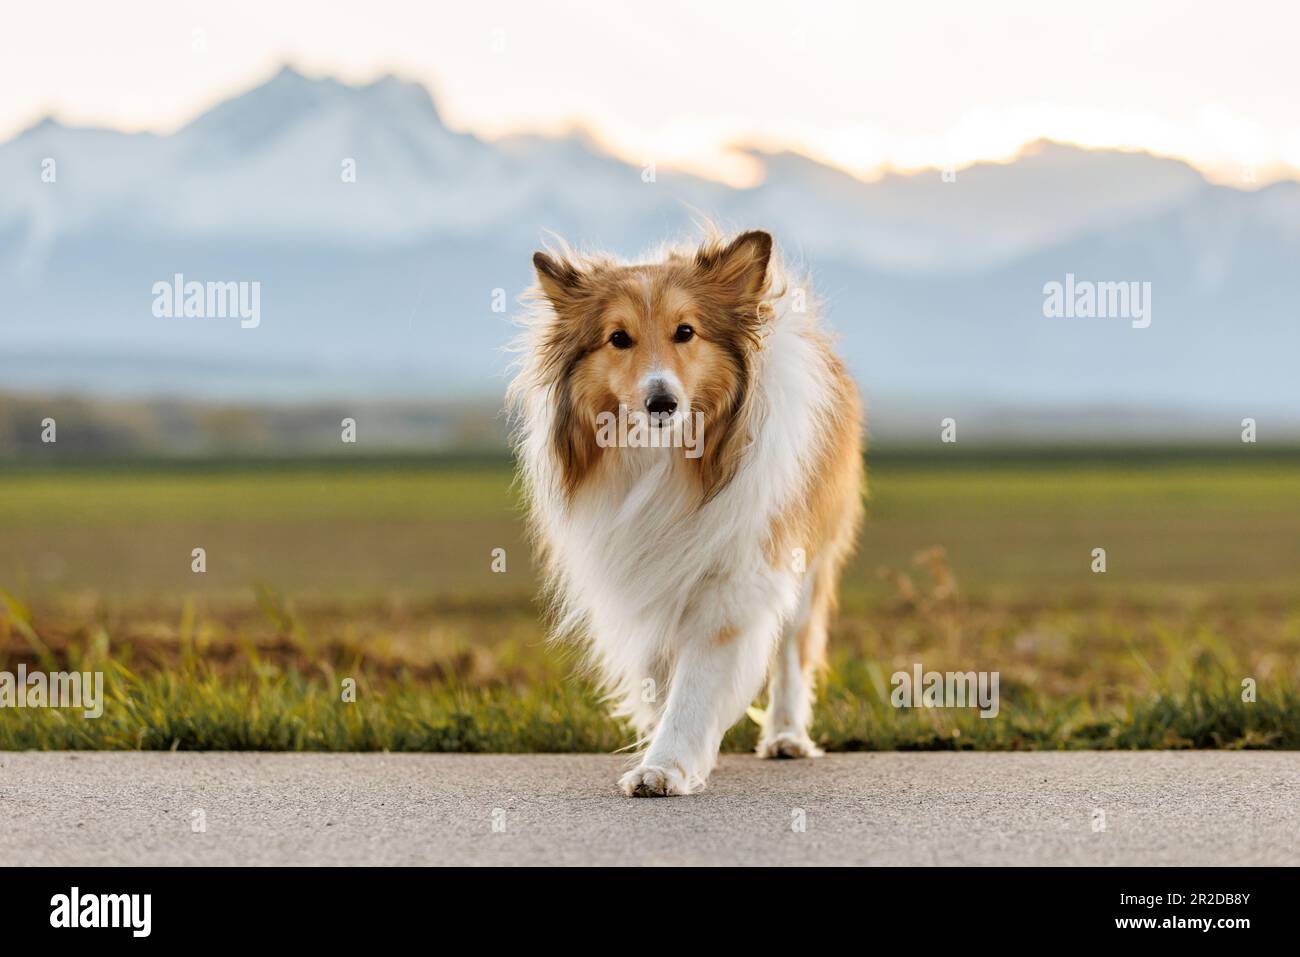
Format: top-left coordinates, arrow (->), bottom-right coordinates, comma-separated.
530,230 -> 773,499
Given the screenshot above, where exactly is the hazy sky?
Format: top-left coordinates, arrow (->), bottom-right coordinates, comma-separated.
5,0 -> 1299,185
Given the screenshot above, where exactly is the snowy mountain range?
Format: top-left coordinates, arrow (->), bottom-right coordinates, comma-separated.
2,65 -> 1298,438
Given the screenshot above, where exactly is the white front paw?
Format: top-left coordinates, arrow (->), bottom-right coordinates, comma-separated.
757,731 -> 823,759
619,763 -> 692,797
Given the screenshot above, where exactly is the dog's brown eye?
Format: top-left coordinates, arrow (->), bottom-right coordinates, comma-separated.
673,324 -> 694,343
609,330 -> 633,349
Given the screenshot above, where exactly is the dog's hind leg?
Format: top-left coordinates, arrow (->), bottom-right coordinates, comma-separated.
757,563 -> 832,759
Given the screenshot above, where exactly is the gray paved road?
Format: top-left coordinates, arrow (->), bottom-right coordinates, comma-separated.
1,752 -> 1296,865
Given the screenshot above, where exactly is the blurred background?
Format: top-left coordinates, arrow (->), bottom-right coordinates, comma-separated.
1,2 -> 1297,750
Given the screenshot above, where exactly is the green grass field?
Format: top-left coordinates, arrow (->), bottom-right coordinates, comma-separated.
2,451 -> 1299,750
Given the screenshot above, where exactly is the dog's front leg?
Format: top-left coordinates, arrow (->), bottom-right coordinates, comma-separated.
619,618 -> 775,797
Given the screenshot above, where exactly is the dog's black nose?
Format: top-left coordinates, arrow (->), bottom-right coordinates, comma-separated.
645,393 -> 678,417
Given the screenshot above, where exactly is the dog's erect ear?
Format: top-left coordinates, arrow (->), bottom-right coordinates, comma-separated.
696,230 -> 772,301
533,251 -> 584,308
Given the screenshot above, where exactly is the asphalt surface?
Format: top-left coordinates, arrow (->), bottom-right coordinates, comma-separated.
2,751 -> 1296,865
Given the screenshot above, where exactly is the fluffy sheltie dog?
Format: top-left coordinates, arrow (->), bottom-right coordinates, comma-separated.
508,228 -> 863,796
